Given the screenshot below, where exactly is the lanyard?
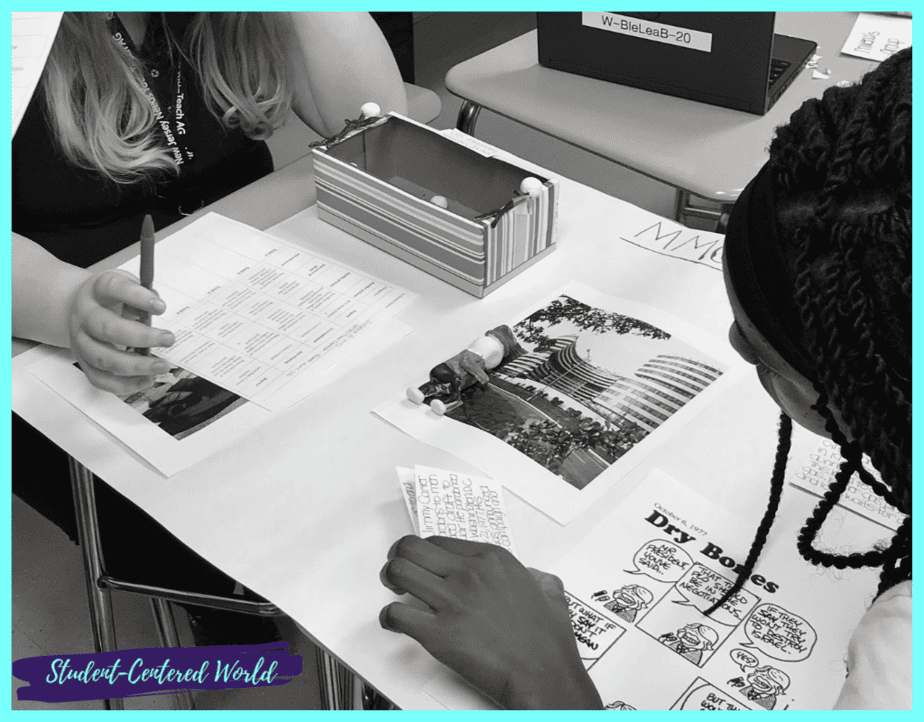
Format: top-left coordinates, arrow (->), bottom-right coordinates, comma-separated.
108,13 -> 194,169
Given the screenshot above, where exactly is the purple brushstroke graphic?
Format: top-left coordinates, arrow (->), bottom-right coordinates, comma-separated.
13,642 -> 302,703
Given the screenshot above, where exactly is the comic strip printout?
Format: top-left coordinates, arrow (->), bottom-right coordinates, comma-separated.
550,469 -> 880,710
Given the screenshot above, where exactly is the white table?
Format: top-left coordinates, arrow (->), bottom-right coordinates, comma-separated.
445,13 -> 874,227
12,150 -> 871,709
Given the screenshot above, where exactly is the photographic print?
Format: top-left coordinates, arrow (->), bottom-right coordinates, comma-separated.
121,367 -> 247,440
375,281 -> 744,524
440,295 -> 727,490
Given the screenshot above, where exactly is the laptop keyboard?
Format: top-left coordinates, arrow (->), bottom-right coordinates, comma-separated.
768,59 -> 791,89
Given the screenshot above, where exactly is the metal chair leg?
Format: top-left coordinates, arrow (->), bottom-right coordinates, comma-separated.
316,646 -> 356,709
456,100 -> 482,135
362,682 -> 397,710
69,458 -> 123,711
673,188 -> 689,224
150,598 -> 195,710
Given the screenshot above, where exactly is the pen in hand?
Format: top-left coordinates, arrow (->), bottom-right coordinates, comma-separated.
138,214 -> 156,356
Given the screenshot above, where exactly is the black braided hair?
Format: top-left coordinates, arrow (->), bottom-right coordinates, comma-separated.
709,49 -> 911,615
780,49 -> 911,595
705,413 -> 791,616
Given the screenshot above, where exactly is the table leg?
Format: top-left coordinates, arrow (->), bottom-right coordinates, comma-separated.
150,599 -> 195,710
673,188 -> 690,224
673,188 -> 732,232
456,101 -> 482,135
68,457 -> 124,711
315,646 -> 357,709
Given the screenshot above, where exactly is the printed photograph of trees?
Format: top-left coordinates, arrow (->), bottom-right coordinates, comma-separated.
445,295 -> 727,489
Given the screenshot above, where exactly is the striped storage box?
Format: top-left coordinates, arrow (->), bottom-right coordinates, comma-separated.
313,113 -> 558,298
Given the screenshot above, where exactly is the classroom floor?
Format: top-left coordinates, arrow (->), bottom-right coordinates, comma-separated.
12,13 -> 679,711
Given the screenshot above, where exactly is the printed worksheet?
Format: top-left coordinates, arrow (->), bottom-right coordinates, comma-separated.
375,281 -> 746,524
12,12 -> 62,137
28,213 -> 416,476
789,438 -> 906,532
135,213 -> 416,411
552,469 -> 882,710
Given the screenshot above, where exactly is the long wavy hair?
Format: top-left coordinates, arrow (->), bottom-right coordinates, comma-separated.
42,12 -> 296,183
708,48 -> 911,614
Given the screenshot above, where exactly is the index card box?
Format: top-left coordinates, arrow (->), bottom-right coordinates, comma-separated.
312,114 -> 559,298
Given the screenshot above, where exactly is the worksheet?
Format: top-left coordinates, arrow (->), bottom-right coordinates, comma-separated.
139,213 -> 416,411
12,12 -> 62,137
789,438 -> 906,532
375,281 -> 745,524
28,213 -> 416,476
553,469 -> 882,710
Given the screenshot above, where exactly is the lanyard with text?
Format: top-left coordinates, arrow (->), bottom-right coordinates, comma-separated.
108,13 -> 194,169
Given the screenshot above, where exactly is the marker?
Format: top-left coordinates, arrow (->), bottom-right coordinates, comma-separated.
138,214 -> 155,355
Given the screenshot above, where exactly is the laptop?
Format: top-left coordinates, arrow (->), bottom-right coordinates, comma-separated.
537,12 -> 817,115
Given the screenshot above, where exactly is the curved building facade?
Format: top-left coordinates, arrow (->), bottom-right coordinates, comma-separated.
596,354 -> 722,432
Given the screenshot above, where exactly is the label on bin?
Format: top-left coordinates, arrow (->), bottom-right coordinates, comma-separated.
582,12 -> 713,53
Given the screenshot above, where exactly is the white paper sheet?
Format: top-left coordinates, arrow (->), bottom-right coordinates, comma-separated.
553,469 -> 880,710
125,213 -> 416,411
375,281 -> 746,525
12,12 -> 62,138
840,12 -> 911,62
28,318 -> 410,478
414,465 -> 518,557
27,212 -> 417,476
789,439 -> 906,532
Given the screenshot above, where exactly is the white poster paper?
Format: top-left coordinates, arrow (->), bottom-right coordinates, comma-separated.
840,12 -> 911,63
413,465 -> 518,557
789,438 -> 906,532
553,469 -> 881,710
375,281 -> 746,524
12,12 -> 62,138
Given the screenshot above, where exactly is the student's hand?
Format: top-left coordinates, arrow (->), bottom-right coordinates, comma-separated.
379,536 -> 603,710
67,269 -> 175,395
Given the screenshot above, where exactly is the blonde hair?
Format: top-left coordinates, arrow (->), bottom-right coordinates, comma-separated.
42,12 -> 295,183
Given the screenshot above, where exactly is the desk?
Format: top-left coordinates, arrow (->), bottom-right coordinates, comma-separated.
445,13 -> 874,226
12,151 -> 878,708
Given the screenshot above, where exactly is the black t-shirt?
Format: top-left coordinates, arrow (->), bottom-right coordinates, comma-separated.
12,14 -> 274,268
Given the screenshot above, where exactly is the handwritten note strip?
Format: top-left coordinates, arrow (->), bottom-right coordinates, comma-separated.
406,465 -> 518,557
789,439 -> 906,531
396,467 -> 420,534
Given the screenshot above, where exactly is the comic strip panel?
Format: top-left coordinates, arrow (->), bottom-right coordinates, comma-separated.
566,592 -> 626,670
671,677 -> 754,710
635,563 -> 762,667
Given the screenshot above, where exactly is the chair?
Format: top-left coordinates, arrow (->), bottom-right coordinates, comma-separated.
69,459 -> 288,711
405,82 -> 442,125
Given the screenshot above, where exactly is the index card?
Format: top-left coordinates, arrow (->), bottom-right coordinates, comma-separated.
413,465 -> 518,557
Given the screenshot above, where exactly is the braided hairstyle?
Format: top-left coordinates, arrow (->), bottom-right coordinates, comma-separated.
708,49 -> 911,615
